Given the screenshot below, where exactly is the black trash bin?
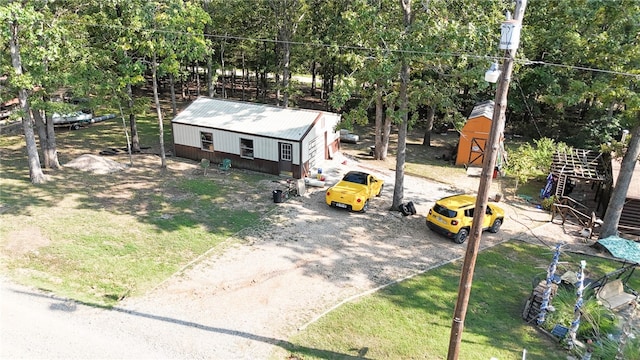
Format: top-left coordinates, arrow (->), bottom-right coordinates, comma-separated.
273,189 -> 284,203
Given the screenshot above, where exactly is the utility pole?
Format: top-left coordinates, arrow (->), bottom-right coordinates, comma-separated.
446,1 -> 527,359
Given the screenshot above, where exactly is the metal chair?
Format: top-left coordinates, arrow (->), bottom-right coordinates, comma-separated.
218,158 -> 231,171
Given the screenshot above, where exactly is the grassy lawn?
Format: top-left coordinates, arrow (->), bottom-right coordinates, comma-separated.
0,114 -> 275,306
283,241 -> 640,360
2,112 -> 638,358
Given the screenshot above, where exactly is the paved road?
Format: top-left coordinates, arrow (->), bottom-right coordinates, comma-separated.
0,278 -> 180,359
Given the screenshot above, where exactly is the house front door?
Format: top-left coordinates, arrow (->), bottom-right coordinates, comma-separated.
279,142 -> 293,175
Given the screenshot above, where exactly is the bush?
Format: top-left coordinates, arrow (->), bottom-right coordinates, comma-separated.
541,196 -> 556,211
505,138 -> 571,191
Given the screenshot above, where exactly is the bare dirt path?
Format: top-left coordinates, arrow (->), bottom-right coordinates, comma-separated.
1,153 -> 593,360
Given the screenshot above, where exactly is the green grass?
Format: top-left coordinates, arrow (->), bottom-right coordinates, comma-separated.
283,241 -> 640,360
0,113 -> 273,306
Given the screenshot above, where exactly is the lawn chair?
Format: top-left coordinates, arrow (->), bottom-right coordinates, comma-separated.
200,159 -> 211,175
218,158 -> 231,171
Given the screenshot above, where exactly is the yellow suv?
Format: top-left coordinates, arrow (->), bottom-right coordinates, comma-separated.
426,194 -> 504,244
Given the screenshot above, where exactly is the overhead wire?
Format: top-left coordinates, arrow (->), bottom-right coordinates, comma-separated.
69,20 -> 640,79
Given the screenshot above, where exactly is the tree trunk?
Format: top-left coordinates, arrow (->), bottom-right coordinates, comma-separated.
10,17 -> 46,184
281,29 -> 291,108
231,67 -> 235,97
382,114 -> 392,159
34,110 -> 50,167
311,60 -> 317,96
262,41 -> 268,102
600,123 -> 640,238
220,39 -> 226,98
374,84 -> 391,160
207,53 -> 214,97
195,61 -> 200,97
34,109 -> 59,169
127,83 -> 140,152
392,0 -> 412,211
255,69 -> 260,99
44,109 -> 60,169
423,105 -> 435,146
152,52 -> 166,169
241,52 -> 246,101
169,73 -> 177,118
374,84 -> 383,160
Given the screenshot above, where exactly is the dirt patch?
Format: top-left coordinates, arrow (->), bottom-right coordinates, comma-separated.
64,154 -> 128,174
2,227 -> 50,257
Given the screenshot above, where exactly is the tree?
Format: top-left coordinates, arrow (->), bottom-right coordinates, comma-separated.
269,0 -> 306,108
391,0 -> 413,210
136,0 -> 209,169
83,0 -> 150,154
1,2 -> 46,184
515,0 -> 640,148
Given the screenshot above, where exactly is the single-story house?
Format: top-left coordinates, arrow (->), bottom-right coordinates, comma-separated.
455,100 -> 506,168
171,97 -> 341,179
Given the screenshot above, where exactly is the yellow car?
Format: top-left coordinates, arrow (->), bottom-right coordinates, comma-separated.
325,171 -> 384,213
425,194 -> 504,244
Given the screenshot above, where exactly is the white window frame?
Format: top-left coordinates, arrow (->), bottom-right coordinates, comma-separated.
240,138 -> 254,159
201,131 -> 214,152
281,143 -> 292,161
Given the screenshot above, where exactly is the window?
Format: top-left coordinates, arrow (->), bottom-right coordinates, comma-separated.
201,132 -> 213,151
433,204 -> 457,218
280,143 -> 292,161
240,138 -> 254,159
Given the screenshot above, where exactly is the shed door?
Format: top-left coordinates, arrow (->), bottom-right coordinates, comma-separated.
279,142 -> 293,173
468,138 -> 486,165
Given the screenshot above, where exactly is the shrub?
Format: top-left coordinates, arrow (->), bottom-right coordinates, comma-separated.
505,138 -> 571,191
543,287 -> 618,339
541,195 -> 557,211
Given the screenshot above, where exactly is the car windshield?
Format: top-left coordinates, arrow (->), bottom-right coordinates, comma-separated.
433,204 -> 457,218
343,172 -> 367,185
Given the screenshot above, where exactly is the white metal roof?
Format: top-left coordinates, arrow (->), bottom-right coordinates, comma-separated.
171,97 -> 323,141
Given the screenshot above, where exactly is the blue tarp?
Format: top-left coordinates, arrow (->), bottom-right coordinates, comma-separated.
596,236 -> 640,265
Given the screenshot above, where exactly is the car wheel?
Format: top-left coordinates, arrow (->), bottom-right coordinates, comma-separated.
454,228 -> 469,244
361,201 -> 369,213
376,184 -> 384,197
489,219 -> 502,233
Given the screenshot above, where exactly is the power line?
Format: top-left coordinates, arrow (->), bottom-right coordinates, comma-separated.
521,60 -> 640,78
72,20 -> 640,78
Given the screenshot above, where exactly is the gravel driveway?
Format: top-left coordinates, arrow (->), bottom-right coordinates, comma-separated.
1,156 -> 562,359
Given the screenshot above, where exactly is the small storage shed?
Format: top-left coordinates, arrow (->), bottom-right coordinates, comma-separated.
455,100 -> 504,167
172,97 -> 341,179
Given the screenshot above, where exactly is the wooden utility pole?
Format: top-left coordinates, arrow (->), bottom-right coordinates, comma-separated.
446,1 -> 527,359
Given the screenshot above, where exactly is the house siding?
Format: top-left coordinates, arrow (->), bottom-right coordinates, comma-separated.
171,97 -> 340,179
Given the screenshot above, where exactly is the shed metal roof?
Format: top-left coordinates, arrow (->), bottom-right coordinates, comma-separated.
468,100 -> 495,120
172,97 -> 324,142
